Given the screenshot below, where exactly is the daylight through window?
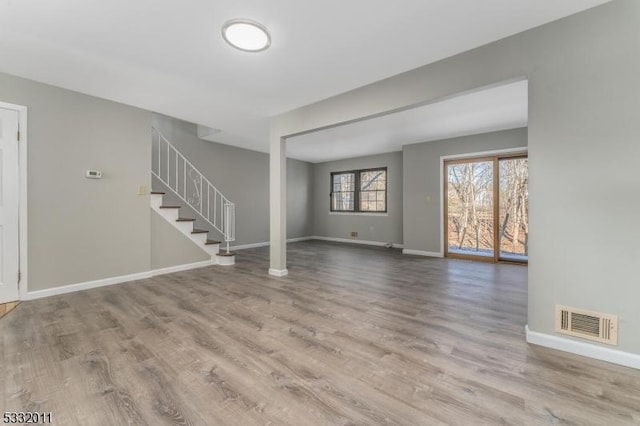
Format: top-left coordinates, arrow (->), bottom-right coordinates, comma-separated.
331,168 -> 387,213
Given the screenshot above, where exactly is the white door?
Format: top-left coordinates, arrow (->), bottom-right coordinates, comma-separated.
0,107 -> 20,303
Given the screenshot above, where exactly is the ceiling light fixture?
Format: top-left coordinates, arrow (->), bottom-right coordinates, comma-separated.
222,19 -> 271,52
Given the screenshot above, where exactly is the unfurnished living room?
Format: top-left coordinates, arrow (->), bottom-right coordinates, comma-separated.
1,1 -> 639,425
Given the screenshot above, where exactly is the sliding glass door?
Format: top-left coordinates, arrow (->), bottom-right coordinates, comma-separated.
498,156 -> 528,261
445,158 -> 495,258
445,153 -> 528,263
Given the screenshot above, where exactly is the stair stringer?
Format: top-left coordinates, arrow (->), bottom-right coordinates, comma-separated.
151,193 -> 225,263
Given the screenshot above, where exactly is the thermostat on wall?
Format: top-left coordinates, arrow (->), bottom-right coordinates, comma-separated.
86,170 -> 102,179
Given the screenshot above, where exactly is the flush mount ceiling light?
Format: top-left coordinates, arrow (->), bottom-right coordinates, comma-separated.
222,19 -> 271,52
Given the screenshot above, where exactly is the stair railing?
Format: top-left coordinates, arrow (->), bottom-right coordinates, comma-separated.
152,127 -> 236,251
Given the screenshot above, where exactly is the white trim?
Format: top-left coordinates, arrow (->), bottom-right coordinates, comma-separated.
151,260 -> 215,276
269,268 -> 289,277
150,200 -> 213,256
0,101 -> 28,301
287,236 -> 314,243
525,325 -> 640,370
231,236 -> 314,251
231,242 -> 270,250
24,270 -> 154,300
440,147 -> 528,162
402,249 -> 444,258
312,235 -> 403,248
24,260 -> 217,301
234,236 -> 404,251
439,146 -> 528,258
329,212 -> 389,217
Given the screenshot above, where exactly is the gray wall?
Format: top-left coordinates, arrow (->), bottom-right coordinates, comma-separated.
403,128 -> 527,253
0,71 -> 152,291
0,74 -> 314,291
288,158 -> 314,240
151,210 -> 209,269
525,0 -> 640,353
271,1 -> 640,354
152,114 -> 314,246
313,151 -> 403,244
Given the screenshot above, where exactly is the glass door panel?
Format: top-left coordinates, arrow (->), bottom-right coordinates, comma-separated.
446,160 -> 494,258
498,157 -> 529,261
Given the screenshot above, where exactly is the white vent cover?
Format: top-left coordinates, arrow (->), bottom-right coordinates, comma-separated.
555,305 -> 618,345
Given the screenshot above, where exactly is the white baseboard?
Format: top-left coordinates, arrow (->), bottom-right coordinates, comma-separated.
231,236 -> 404,252
402,249 -> 444,258
287,236 -> 315,243
312,236 -> 404,249
231,236 -> 315,251
269,268 -> 289,277
151,260 -> 215,276
230,241 -> 270,250
525,325 -> 640,370
24,260 -> 217,301
24,270 -> 154,300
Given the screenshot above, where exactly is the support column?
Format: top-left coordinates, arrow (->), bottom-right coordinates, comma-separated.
269,133 -> 287,276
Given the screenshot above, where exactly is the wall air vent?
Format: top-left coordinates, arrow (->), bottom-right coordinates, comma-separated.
555,305 -> 618,345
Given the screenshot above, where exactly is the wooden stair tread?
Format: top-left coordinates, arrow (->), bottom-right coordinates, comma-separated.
159,205 -> 181,209
205,240 -> 221,245
217,251 -> 236,257
176,218 -> 196,222
191,229 -> 208,234
150,191 -> 165,195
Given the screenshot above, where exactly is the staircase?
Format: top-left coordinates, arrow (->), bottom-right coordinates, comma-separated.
151,128 -> 236,265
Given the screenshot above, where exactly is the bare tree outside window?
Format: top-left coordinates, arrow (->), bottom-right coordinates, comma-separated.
447,161 -> 495,257
446,155 -> 528,262
498,158 -> 529,260
331,172 -> 355,211
331,168 -> 387,213
359,170 -> 386,212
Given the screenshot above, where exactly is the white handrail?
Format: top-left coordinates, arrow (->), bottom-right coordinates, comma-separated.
152,127 -> 236,246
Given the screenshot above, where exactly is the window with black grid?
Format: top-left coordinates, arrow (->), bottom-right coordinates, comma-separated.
331,172 -> 356,211
330,167 -> 387,213
359,169 -> 387,212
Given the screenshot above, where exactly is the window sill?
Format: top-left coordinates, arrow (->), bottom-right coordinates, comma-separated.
329,212 -> 389,217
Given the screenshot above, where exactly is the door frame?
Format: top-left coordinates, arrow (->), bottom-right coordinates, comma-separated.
440,147 -> 527,262
0,101 -> 28,300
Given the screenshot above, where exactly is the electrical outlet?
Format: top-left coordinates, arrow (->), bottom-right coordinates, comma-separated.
350,231 -> 358,238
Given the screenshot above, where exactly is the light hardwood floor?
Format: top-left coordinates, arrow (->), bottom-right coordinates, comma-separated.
0,302 -> 19,319
2,241 -> 639,425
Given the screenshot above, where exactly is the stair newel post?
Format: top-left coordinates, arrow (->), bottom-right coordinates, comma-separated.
157,132 -> 161,179
224,201 -> 228,253
223,201 -> 235,254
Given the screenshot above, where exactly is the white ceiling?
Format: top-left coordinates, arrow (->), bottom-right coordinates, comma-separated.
287,80 -> 528,163
0,0 -> 609,154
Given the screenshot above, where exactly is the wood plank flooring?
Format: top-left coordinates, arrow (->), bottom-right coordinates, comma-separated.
2,241 -> 639,425
0,302 -> 19,319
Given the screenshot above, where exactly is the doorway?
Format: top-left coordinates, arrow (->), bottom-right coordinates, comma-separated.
444,152 -> 528,263
0,105 -> 22,303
